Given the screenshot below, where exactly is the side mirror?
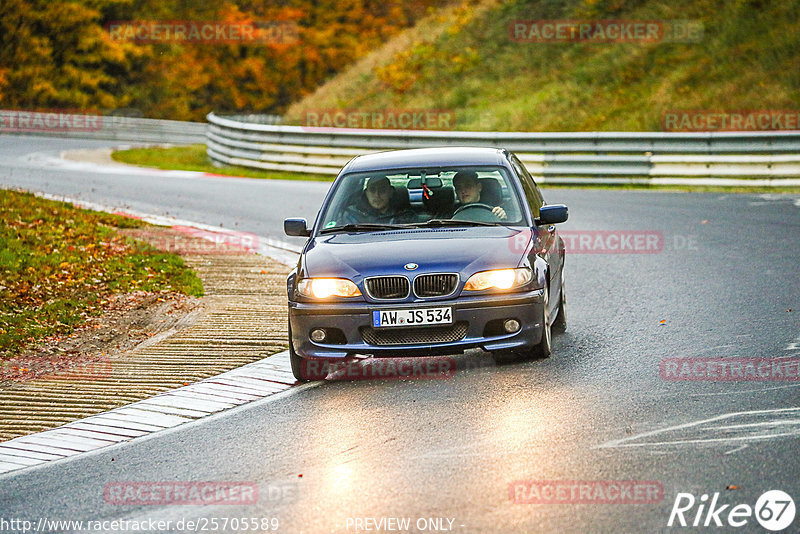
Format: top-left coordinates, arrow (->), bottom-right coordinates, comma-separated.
284,218 -> 310,237
536,204 -> 568,225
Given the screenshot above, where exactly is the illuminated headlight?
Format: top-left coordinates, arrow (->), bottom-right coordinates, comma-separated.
297,278 -> 361,299
463,268 -> 532,291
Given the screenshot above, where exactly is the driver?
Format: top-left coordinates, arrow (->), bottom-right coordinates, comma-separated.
452,171 -> 507,220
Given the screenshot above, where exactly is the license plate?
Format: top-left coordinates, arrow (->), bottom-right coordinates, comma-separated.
372,307 -> 453,328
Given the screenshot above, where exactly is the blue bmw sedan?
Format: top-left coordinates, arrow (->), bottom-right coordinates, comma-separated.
284,147 -> 568,381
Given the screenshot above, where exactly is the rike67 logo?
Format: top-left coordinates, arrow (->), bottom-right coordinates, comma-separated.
668,490 -> 796,531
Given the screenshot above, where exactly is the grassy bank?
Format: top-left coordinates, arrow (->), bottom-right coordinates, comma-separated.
0,190 -> 203,357
284,0 -> 800,132
111,145 -> 334,182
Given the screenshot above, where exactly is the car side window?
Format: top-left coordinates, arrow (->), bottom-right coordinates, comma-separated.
509,155 -> 543,218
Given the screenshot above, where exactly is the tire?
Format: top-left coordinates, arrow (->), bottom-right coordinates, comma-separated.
529,284 -> 552,359
289,322 -> 327,381
493,283 -> 551,363
552,269 -> 566,334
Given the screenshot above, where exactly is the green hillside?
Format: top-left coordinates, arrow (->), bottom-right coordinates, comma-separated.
283,0 -> 800,131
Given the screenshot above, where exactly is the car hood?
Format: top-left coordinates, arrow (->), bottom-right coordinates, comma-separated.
301,226 -> 531,280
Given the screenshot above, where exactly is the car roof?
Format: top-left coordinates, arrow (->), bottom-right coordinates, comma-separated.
341,147 -> 509,173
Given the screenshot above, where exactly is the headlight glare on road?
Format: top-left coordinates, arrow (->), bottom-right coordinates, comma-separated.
297,278 -> 361,299
464,268 -> 532,291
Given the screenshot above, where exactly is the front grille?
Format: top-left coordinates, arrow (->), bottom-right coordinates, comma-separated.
414,273 -> 458,297
360,322 -> 468,346
365,276 -> 409,300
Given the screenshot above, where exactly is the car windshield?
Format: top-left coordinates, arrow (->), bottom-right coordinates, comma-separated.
318,166 -> 526,232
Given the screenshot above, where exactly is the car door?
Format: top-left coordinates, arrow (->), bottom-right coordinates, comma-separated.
509,154 -> 562,318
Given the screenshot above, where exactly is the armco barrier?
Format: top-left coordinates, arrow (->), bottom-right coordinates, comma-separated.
0,110 -> 206,144
206,112 -> 800,186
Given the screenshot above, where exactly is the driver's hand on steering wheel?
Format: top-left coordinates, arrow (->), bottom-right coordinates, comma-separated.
492,206 -> 507,220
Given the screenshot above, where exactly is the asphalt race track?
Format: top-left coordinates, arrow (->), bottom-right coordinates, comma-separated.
1,134 -> 800,533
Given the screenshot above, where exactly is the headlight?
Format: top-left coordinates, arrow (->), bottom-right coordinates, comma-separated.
463,268 -> 532,291
297,278 -> 361,299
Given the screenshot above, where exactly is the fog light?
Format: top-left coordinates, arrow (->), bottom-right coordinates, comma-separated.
310,328 -> 327,342
503,319 -> 521,333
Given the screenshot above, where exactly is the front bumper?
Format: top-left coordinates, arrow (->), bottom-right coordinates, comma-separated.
288,290 -> 544,359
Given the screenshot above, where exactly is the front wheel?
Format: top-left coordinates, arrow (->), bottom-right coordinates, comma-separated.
289,322 -> 327,381
529,284 -> 552,359
552,269 -> 566,333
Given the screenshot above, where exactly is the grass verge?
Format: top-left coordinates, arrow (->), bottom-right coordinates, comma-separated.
111,144 -> 334,182
0,189 -> 203,358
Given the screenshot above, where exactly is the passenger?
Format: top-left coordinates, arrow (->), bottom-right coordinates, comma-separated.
341,176 -> 410,224
452,171 -> 507,220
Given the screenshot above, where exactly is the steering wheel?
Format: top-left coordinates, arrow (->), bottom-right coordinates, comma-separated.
452,203 -> 497,222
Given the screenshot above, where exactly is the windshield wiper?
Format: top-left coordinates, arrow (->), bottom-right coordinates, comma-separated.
318,223 -> 413,234
412,219 -> 499,228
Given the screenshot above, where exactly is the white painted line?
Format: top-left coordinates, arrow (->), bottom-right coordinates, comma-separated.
182,383 -> 265,402
80,416 -> 166,433
139,394 -> 234,413
688,383 -> 800,397
234,368 -> 297,385
130,402 -> 215,419
0,457 -> 46,471
170,387 -> 261,404
705,419 -> 800,431
54,428 -> 132,443
0,454 -> 42,467
162,390 -> 244,408
16,436 -> 101,453
109,408 -> 192,427
0,442 -> 80,458
724,444 -> 749,455
596,407 -> 800,449
0,462 -> 32,472
0,350 -> 302,475
67,423 -> 148,438
0,447 -> 64,461
0,367 -> 322,478
249,360 -> 293,372
208,375 -> 290,392
195,380 -> 274,397
31,430 -> 120,447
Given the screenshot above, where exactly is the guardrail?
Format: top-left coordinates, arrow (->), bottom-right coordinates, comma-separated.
206,112 -> 800,186
0,110 -> 206,144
